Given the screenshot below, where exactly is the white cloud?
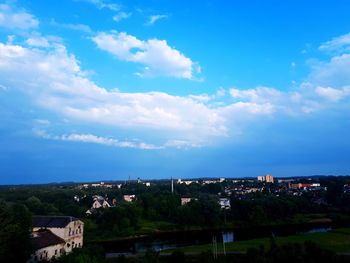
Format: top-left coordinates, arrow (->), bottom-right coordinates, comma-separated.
113,12 -> 131,22
50,19 -> 92,33
34,129 -> 162,149
146,15 -> 168,25
319,32 -> 350,53
2,31 -> 350,150
92,31 -> 197,79
0,4 -> 38,30
188,94 -> 211,103
0,41 -> 226,146
230,86 -> 282,103
26,37 -> 50,47
315,86 -> 350,102
83,0 -> 120,11
308,54 -> 350,88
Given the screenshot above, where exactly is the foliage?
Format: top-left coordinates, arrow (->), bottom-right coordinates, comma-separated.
0,200 -> 32,263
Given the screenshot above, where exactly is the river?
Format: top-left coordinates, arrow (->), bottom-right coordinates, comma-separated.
95,222 -> 341,256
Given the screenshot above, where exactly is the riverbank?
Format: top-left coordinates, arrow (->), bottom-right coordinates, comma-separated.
85,214 -> 340,243
162,228 -> 350,254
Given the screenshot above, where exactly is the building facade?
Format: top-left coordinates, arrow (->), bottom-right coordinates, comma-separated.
29,216 -> 84,262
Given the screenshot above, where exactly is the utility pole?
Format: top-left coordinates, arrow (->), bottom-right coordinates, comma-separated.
222,232 -> 226,256
212,236 -> 218,260
171,176 -> 174,193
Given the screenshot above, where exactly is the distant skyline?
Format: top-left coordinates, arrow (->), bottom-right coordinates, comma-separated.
1,0 -> 350,184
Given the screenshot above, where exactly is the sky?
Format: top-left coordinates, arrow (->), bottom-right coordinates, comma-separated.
1,0 -> 350,184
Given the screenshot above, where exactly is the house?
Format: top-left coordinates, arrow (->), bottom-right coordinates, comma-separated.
28,216 -> 84,262
91,198 -> 114,209
181,197 -> 193,205
29,230 -> 66,262
219,198 -> 231,209
123,194 -> 136,202
86,197 -> 115,215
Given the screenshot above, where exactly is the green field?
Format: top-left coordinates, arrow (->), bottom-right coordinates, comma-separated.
163,228 -> 350,254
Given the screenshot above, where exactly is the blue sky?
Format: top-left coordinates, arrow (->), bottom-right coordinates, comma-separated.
1,0 -> 350,184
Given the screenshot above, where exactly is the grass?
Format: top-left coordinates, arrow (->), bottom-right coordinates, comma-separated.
136,220 -> 179,234
163,228 -> 350,254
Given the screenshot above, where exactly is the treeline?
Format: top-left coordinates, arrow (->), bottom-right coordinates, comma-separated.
1,176 -> 350,241
0,201 -> 32,263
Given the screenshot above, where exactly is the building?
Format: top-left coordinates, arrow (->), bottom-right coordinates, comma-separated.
257,174 -> 274,183
29,216 -> 84,262
91,198 -> 114,209
257,176 -> 265,182
86,196 -> 115,215
289,183 -> 321,189
265,174 -> 274,183
177,179 -> 198,185
123,194 -> 136,202
181,197 -> 193,205
219,198 -> 231,209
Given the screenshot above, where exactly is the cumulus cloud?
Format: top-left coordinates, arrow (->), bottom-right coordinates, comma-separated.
113,12 -> 131,22
319,32 -> 350,53
92,31 -> 198,79
26,36 -> 50,47
146,15 -> 168,25
315,86 -> 350,102
308,54 -> 350,88
0,4 -> 39,30
2,23 -> 350,150
0,41 -> 227,146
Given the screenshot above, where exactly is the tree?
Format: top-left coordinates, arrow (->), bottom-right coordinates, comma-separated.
0,201 -> 32,263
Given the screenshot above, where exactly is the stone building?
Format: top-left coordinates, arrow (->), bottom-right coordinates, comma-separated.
28,216 -> 84,262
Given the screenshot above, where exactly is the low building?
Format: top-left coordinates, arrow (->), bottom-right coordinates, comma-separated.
289,183 -> 321,189
29,230 -> 66,262
123,194 -> 136,202
29,216 -> 84,262
86,197 -> 115,215
219,198 -> 231,209
181,197 -> 193,205
91,198 -> 114,209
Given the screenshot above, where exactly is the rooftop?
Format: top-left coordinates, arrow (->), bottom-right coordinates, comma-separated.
32,216 -> 79,228
31,230 -> 65,250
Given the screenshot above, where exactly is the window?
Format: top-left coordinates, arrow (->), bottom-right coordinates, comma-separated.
55,249 -> 57,255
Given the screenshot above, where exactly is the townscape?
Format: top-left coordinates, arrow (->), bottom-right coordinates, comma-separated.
1,174 -> 350,262
1,1 -> 350,263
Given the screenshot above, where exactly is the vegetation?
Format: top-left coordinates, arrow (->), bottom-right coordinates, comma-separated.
164,228 -> 350,254
0,200 -> 32,263
52,241 -> 350,263
1,176 -> 350,262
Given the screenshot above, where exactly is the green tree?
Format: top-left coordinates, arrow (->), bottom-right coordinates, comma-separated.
0,201 -> 32,263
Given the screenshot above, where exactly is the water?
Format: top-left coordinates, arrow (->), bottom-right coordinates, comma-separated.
99,222 -> 337,256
